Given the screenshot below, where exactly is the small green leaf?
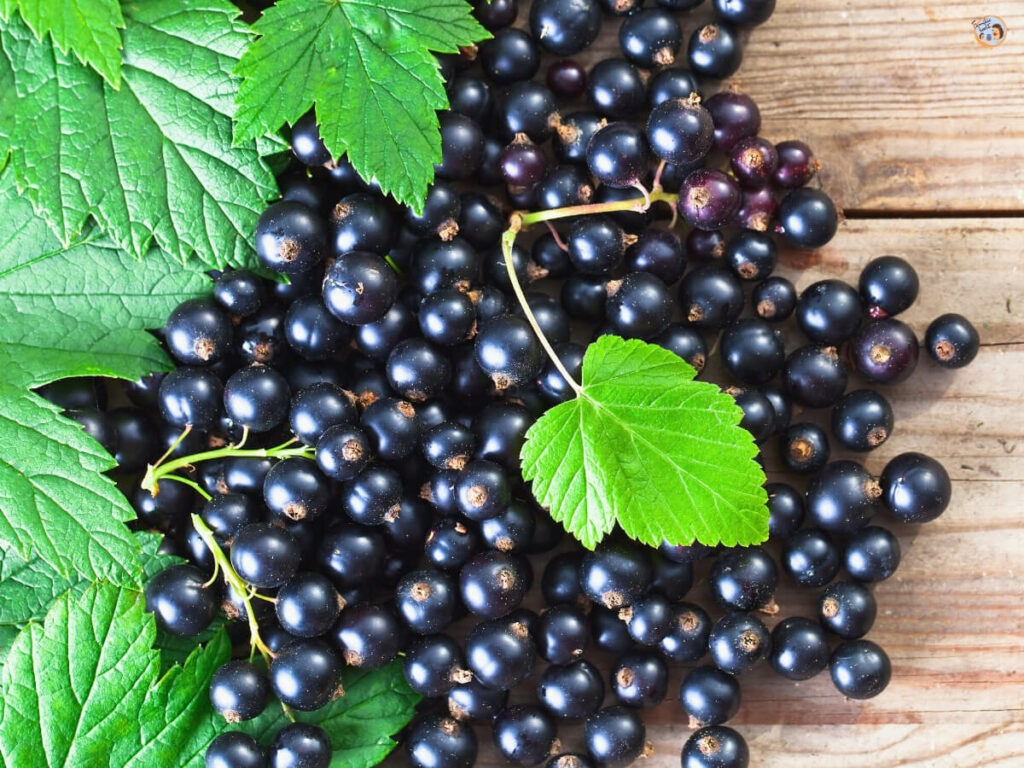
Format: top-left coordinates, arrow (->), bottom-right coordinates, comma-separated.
233,0 -> 489,213
0,0 -> 124,86
2,1 -> 276,269
0,173 -> 209,585
522,335 -> 769,549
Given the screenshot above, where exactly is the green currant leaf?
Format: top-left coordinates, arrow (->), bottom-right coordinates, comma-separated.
521,335 -> 769,549
0,0 -> 124,86
232,0 -> 489,213
1,1 -> 276,269
237,661 -> 421,768
0,173 -> 208,585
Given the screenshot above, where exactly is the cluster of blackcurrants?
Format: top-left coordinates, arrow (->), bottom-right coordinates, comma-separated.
37,1 -> 983,767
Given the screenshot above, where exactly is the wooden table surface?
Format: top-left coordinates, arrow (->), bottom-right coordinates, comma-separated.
433,3 -> 1024,766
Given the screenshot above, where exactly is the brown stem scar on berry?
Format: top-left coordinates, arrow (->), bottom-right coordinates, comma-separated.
279,238 -> 300,262
411,582 -> 432,602
739,629 -> 760,652
698,735 -> 720,756
496,568 -> 516,590
397,401 -> 416,418
822,596 -> 840,618
602,590 -> 625,609
283,502 -> 307,521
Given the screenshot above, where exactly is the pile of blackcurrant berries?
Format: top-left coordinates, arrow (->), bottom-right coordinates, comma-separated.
40,1 -> 982,767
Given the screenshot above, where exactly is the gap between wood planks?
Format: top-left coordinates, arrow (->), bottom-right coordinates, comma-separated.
843,210 -> 1024,220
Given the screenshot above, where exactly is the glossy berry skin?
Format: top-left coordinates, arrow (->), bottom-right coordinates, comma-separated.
859,255 -> 919,318
713,0 -> 776,26
264,458 -> 330,523
721,319 -> 784,385
710,548 -> 778,611
289,383 -> 356,447
781,528 -> 841,588
534,604 -> 590,665
735,184 -> 778,231
231,523 -> 301,588
613,651 -> 668,708
770,617 -> 829,681
782,344 -> 848,408
437,112 -> 485,179
653,324 -> 708,371
554,111 -> 605,166
678,265 -> 744,328
481,500 -> 536,553
276,572 -> 342,638
145,565 -> 219,637
530,0 -> 602,55
255,201 -> 326,275
724,231 -> 777,282
585,607 -> 630,657
688,24 -> 742,80
316,424 -> 371,481
494,705 -> 559,766
624,593 -> 673,646
831,389 -> 894,451
806,460 -> 884,533
224,365 -> 290,433
587,58 -> 647,119
760,384 -> 792,431
476,316 -> 545,391
779,422 -> 830,474
166,298 -> 232,365
455,459 -> 511,521
539,343 -> 585,405
681,726 -> 749,768
659,602 -> 711,663
448,679 -> 510,722
678,169 -> 742,231
538,660 -> 605,720
541,552 -> 585,606
333,603 -> 403,669
466,617 -> 537,690
205,731 -> 265,768
403,634 -> 467,698
496,82 -> 559,143
396,569 -> 458,634
342,465 -> 403,526
568,216 -> 627,275
708,612 -> 770,675
580,542 -> 652,609
851,319 -> 920,384
772,140 -> 819,188
583,706 -> 646,768
845,526 -> 901,582
459,551 -> 529,619
422,421 -> 476,471
269,723 -> 331,768
473,401 -> 533,472
830,640 -> 891,699
210,661 -> 268,723
547,59 -> 587,98
625,229 -> 685,284
585,123 -> 649,190
880,452 -> 951,523
765,482 -> 805,539
729,136 -> 778,187
795,279 -> 863,345
407,715 -> 478,768
925,313 -> 980,368
290,111 -> 331,166
705,91 -> 760,152
386,338 -> 452,402
285,295 -> 349,361
200,493 -> 258,541
479,28 -> 539,85
501,137 -> 549,189
425,516 -> 480,571
646,96 -> 713,166
322,251 -> 397,326
648,67 -> 701,107
775,188 -> 839,249
819,581 -> 877,639
270,640 -> 343,711
620,8 -> 681,67
606,272 -> 673,340
361,397 -> 421,461
158,366 -> 223,430
680,665 -> 740,726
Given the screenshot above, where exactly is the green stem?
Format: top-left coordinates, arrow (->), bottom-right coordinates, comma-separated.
161,474 -> 212,501
501,191 -> 680,397
190,513 -> 275,661
142,439 -> 314,496
501,228 -> 583,396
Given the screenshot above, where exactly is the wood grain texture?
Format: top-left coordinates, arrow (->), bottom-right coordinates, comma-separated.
439,215 -> 1024,768
583,1 -> 1024,211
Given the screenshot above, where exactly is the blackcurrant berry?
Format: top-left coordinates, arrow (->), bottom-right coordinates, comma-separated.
781,528 -> 841,588
480,499 -> 536,553
224,365 -> 290,433
613,650 -> 668,708
681,725 -> 749,768
880,451 -> 951,523
587,58 -> 647,119
230,523 -> 301,588
819,580 -> 877,639
806,460 -> 883,533
678,169 -> 742,231
538,659 -> 605,720
166,298 -> 232,365
585,123 -> 649,190
210,660 -> 269,722
480,28 -> 541,85
448,679 -> 510,722
205,732 -> 265,768
342,464 -> 403,526
678,264 -> 744,328
466,617 -> 537,690
772,139 -> 820,188
270,722 -> 332,768
269,639 -> 343,710
322,251 -> 398,325
925,313 -> 979,368
315,424 -> 372,481
779,422 -> 830,474
646,96 -> 713,167
459,550 -> 529,619
264,458 -> 330,523
649,66 -> 701,107
653,324 -> 708,372
158,366 -> 223,430
829,639 -> 891,699
795,279 -> 863,345
407,715 -> 478,768
775,188 -> 838,249
858,255 -> 919,319
361,397 -> 421,461
620,8 -> 681,67
318,523 -> 387,591
332,602 -> 403,668
580,541 -> 653,609
276,572 -> 343,638
765,482 -> 805,539
494,705 -> 560,766
831,389 -> 894,451
708,612 -> 770,675
752,276 -> 797,322
289,382 -> 356,446
145,564 -> 219,636
397,568 -> 459,634
782,344 -> 848,408
404,634 -> 470,698
255,201 -> 326,275
713,0 -> 776,27
705,90 -> 760,152
844,526 -> 901,582
851,318 -> 919,384
721,319 -> 785,385
769,616 -> 829,682
659,602 -> 711,663
583,706 -> 646,768
475,316 -> 545,390
530,0 -> 602,55
709,547 -> 778,612
679,665 -> 740,726
688,24 -> 743,80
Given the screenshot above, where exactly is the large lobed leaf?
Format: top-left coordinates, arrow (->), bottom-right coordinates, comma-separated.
1,0 -> 277,269
233,0 -> 489,213
0,174 -> 208,585
522,335 -> 769,549
0,0 -> 124,86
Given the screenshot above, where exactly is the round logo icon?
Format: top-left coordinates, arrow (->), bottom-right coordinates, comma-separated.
973,16 -> 1007,47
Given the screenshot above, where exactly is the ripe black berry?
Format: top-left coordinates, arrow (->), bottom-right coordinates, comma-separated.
466,617 -> 537,690
342,464 -> 403,525
709,547 -> 778,612
721,319 -> 785,385
494,705 -> 560,765
775,188 -> 839,249
289,382 -> 356,446
448,679 -> 510,723
460,550 -> 529,619
145,564 -> 219,637
583,705 -> 646,768
769,616 -> 830,681
397,568 -> 459,634
333,602 -> 403,668
859,255 -> 919,319
230,523 -> 301,588
819,580 -> 877,639
831,389 -> 894,451
587,58 -> 647,119
829,640 -> 891,699
605,272 -> 673,340
844,526 -> 901,582
781,528 -> 841,588
165,298 -> 232,365
475,315 -> 545,390
404,634 -> 470,698
479,28 -> 540,84
530,0 -> 602,55
585,124 -> 649,191
713,0 -> 776,27
205,732 -> 265,768
779,422 -> 830,474
680,665 -> 741,726
678,264 -> 744,328
322,251 -> 398,325
646,95 -> 713,167
925,313 -> 980,368
708,612 -> 770,675
765,482 -> 805,539
158,366 -> 223,430
681,725 -> 749,768
687,24 -> 743,80
264,458 -> 330,523
880,452 -> 951,523
269,639 -> 343,711
224,365 -> 290,433
659,602 -> 711,663
782,344 -> 848,408
795,279 -> 863,345
653,324 -> 708,371
361,397 -> 421,461
613,650 -> 668,708
678,169 -> 742,231
538,659 -> 605,720
620,8 -> 681,67
547,59 -> 587,99
276,572 -> 343,638
580,541 -> 652,609
255,201 -> 326,275
408,715 -> 478,768
806,460 -> 883,533
705,90 -> 760,152
209,660 -> 268,722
